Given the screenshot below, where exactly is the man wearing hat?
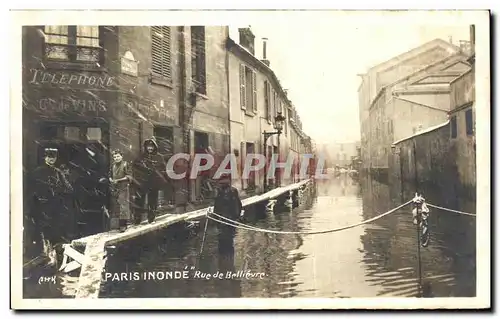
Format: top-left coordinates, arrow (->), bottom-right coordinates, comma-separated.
132,137 -> 167,224
30,147 -> 73,265
213,173 -> 243,253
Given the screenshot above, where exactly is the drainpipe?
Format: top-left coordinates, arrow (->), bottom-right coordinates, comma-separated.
178,26 -> 190,207
225,27 -> 232,186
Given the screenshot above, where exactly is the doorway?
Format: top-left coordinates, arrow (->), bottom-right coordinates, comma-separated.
246,142 -> 256,190
154,125 -> 175,206
37,122 -> 110,236
194,131 -> 211,201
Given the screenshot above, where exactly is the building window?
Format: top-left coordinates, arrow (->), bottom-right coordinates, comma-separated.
283,108 -> 288,136
239,64 -> 257,113
151,26 -> 172,81
153,126 -> 174,155
44,26 -> 100,62
191,26 -> 206,95
273,91 -> 279,122
451,115 -> 457,138
264,81 -> 271,122
465,108 -> 474,136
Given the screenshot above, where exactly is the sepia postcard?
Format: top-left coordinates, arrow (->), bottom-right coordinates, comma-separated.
10,9 -> 491,310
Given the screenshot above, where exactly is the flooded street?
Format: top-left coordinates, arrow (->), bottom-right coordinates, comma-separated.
24,175 -> 476,298
100,175 -> 475,298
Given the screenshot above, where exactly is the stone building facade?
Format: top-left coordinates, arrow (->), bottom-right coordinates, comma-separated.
227,28 -> 311,195
22,26 -> 231,232
358,38 -> 471,176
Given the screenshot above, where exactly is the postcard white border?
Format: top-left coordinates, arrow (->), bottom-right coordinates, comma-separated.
9,9 -> 491,310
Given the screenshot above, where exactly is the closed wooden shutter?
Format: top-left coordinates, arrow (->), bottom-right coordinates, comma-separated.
240,64 -> 246,110
252,71 -> 257,113
270,89 -> 275,123
151,26 -> 172,80
264,81 -> 271,123
191,26 -> 206,94
284,108 -> 288,136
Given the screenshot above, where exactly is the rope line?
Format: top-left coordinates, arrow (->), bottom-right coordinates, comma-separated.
208,200 -> 413,235
426,203 -> 476,217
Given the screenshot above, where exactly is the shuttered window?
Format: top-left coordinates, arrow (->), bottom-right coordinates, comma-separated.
251,71 -> 257,113
272,90 -> 278,123
283,108 -> 288,136
151,26 -> 172,80
264,81 -> 271,123
240,64 -> 257,114
191,26 -> 206,95
239,64 -> 246,110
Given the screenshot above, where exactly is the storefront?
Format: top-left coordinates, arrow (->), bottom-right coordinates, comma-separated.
23,68 -> 118,237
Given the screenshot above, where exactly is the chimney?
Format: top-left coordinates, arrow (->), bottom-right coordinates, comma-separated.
261,37 -> 270,67
470,24 -> 475,54
238,27 -> 255,55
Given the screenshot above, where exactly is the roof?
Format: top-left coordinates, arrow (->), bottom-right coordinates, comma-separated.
227,37 -> 291,105
392,120 -> 450,145
366,38 -> 462,74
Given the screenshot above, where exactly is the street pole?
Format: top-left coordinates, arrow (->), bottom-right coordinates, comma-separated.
263,132 -> 268,192
413,139 -> 423,297
277,132 -> 281,187
399,151 -> 404,203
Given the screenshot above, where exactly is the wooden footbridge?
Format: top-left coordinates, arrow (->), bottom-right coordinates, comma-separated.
59,179 -> 311,299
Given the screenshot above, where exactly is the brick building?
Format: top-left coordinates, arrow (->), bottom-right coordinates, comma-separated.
22,26 -> 230,235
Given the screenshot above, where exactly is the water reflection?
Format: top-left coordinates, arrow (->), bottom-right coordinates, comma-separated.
23,174 -> 475,299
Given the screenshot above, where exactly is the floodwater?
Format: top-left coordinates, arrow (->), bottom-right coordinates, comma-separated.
23,174 -> 476,298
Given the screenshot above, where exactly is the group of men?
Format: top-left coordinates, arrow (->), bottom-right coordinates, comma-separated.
28,135 -> 244,263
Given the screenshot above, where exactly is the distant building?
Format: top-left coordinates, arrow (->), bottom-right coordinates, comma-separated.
448,26 -> 476,196
358,38 -> 472,174
325,142 -> 360,167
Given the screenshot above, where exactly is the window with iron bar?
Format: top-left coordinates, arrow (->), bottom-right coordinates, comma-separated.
151,26 -> 172,81
43,26 -> 101,63
465,108 -> 474,136
451,115 -> 457,138
191,26 -> 206,95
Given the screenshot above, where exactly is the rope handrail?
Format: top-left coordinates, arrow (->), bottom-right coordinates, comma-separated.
208,200 -> 413,235
426,203 -> 476,217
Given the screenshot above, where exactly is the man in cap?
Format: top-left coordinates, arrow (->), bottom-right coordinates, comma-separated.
30,147 -> 73,266
132,137 -> 167,224
213,173 -> 243,253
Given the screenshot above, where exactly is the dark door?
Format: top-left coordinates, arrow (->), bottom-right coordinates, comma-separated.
38,122 -> 110,236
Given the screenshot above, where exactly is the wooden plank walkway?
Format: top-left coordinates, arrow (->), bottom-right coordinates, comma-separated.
70,179 -> 310,299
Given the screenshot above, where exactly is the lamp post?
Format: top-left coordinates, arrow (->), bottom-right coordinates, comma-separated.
263,112 -> 286,191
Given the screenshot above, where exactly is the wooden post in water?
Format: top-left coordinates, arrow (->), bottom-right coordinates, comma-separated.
415,203 -> 423,297
413,139 -> 423,297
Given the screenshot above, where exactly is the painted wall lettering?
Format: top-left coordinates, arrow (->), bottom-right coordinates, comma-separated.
37,97 -> 107,113
29,69 -> 115,89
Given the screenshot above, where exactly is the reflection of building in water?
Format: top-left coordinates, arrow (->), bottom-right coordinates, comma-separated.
359,175 -> 476,297
234,201 -> 305,297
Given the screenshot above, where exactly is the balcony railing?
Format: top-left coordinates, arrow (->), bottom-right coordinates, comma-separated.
44,43 -> 103,65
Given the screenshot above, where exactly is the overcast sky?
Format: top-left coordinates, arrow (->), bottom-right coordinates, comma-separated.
229,24 -> 470,145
